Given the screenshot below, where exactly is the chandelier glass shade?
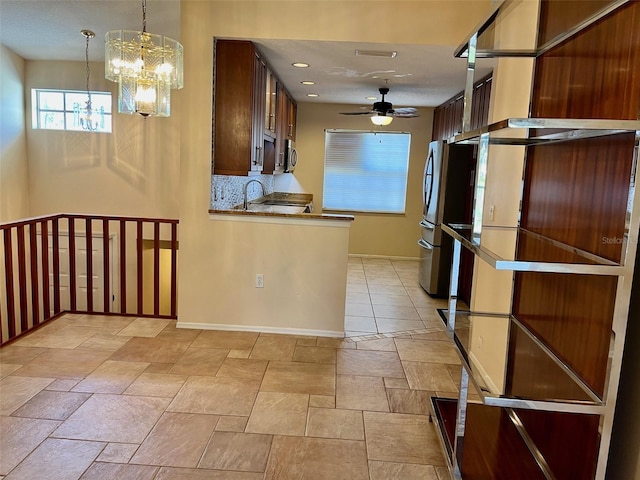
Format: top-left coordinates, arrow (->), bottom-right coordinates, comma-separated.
105,2 -> 183,117
371,114 -> 393,126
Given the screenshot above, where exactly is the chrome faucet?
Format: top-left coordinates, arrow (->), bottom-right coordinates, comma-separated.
243,179 -> 267,210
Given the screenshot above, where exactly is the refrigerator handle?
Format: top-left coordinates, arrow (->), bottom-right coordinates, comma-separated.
419,220 -> 434,230
417,239 -> 433,250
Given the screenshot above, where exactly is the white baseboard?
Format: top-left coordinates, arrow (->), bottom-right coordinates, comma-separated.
349,253 -> 419,261
468,350 -> 502,393
177,321 -> 344,338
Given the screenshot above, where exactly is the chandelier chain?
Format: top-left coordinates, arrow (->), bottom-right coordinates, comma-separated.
85,34 -> 92,106
142,0 -> 147,33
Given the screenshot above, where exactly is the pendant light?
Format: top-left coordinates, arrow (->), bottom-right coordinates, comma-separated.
80,29 -> 100,131
105,0 -> 183,117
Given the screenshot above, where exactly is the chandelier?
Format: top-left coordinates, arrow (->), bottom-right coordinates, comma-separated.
105,0 -> 183,117
80,29 -> 100,131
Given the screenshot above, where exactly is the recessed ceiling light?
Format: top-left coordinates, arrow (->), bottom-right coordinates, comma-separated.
355,49 -> 397,58
301,81 -> 315,85
292,62 -> 309,68
306,93 -> 319,97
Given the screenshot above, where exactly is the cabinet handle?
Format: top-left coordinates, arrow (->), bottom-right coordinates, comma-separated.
254,146 -> 262,165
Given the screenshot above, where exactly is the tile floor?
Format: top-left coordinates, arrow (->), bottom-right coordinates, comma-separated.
0,258 -> 463,480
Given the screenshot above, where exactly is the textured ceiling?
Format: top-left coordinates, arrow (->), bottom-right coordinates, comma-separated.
0,0 -> 493,107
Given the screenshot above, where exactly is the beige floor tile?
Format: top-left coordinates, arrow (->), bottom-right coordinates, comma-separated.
116,318 -> 171,337
0,364 -> 21,379
45,379 -> 80,392
309,395 -> 335,408
386,388 -> 432,415
369,461 -> 440,480
355,338 -> 397,352
366,276 -> 403,287
364,265 -> 397,276
0,375 -> 54,415
370,293 -> 414,307
167,376 -> 260,416
123,372 -> 188,397
0,346 -> 46,365
215,416 -> 248,432
109,337 -> 189,364
264,436 -> 369,480
215,358 -> 268,381
130,412 -> 219,468
245,391 -> 308,436
337,349 -> 404,378
395,339 -> 460,364
199,432 -> 272,472
373,305 -> 420,320
78,333 -> 131,351
12,348 -> 111,380
344,316 -> 377,332
4,438 -> 105,480
191,330 -> 259,350
435,465 -> 452,480
416,306 -> 447,322
383,377 -> 410,389
335,375 -> 389,412
71,360 -> 149,394
402,362 -> 458,393
346,283 -> 369,294
363,411 -> 445,465
346,292 -> 371,305
316,337 -> 356,349
11,390 -> 91,420
296,337 -> 317,347
169,347 -> 228,376
52,394 -> 170,443
15,325 -> 103,349
306,407 -> 364,440
79,462 -> 159,480
345,302 -> 374,317
260,361 -> 335,396
156,323 -> 203,344
376,318 -> 426,334
367,284 -> 408,296
227,349 -> 252,359
347,271 -> 366,283
362,258 -> 392,266
144,363 -> 174,374
96,443 -> 139,463
65,315 -> 134,333
154,467 -> 263,479
411,331 -> 451,342
292,346 -> 337,364
248,335 -> 298,361
422,318 -> 447,331
0,416 -> 61,475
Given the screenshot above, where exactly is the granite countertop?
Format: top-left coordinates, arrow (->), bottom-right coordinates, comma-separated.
209,192 -> 354,222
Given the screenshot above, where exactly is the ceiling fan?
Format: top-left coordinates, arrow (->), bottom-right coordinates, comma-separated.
340,87 -> 419,125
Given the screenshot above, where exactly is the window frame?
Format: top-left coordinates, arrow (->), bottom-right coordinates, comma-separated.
322,129 -> 412,215
31,88 -> 113,133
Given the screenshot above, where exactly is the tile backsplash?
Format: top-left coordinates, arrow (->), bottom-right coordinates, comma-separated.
211,175 -> 275,210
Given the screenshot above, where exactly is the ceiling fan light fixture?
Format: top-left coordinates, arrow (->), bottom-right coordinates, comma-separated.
371,115 -> 393,126
355,49 -> 397,58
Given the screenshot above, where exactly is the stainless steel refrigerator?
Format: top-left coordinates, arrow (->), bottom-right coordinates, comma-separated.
418,140 -> 476,297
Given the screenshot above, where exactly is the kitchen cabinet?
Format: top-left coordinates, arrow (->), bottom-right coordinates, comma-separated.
213,39 -> 266,175
275,83 -> 298,173
265,68 -> 277,138
431,2 -> 640,480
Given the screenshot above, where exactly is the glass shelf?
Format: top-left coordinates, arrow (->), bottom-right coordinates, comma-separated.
449,118 -> 640,146
455,0 -> 631,59
440,310 -> 605,414
442,224 -> 627,275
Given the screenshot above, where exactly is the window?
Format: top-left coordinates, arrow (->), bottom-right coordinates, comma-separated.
31,89 -> 112,133
322,130 -> 411,213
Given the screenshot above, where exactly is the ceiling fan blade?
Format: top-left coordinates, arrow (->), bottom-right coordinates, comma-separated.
339,111 -> 374,115
392,107 -> 418,115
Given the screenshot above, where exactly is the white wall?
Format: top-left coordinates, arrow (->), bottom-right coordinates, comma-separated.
0,45 -> 29,222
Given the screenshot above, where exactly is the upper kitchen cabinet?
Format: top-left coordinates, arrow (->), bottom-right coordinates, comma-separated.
275,83 -> 298,173
213,39 -> 266,175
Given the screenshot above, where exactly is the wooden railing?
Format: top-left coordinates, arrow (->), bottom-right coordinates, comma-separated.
1,214 -> 178,345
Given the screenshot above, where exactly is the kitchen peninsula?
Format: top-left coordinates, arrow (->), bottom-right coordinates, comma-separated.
185,192 -> 354,337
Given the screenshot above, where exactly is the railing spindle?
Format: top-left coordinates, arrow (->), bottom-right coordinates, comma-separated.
170,222 -> 178,318
3,228 -> 16,339
52,218 -> 60,314
17,225 -> 28,333
103,218 -> 110,313
120,220 -> 127,314
86,218 -> 93,312
154,222 -> 160,316
41,220 -> 50,319
137,221 -> 143,315
29,224 -> 40,326
69,218 -> 77,311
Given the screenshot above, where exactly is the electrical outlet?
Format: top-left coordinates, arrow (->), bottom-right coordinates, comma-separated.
255,274 -> 264,288
489,204 -> 495,221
